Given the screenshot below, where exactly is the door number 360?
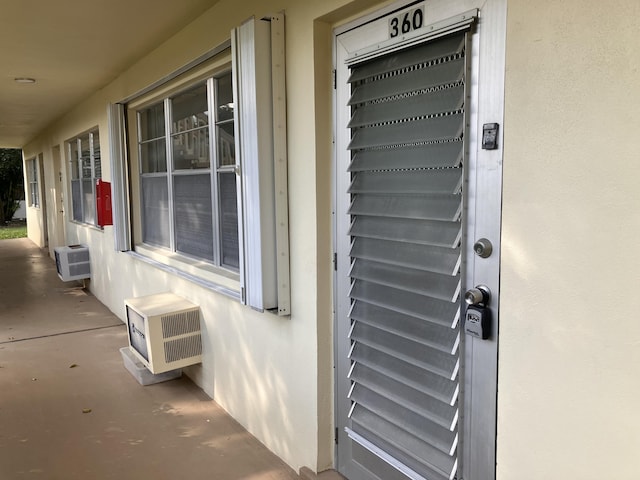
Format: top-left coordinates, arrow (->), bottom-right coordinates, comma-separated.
389,6 -> 425,38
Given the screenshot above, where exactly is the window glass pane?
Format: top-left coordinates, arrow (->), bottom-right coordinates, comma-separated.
82,179 -> 95,224
80,135 -> 91,179
141,176 -> 170,248
219,172 -> 239,269
139,103 -> 165,141
173,127 -> 210,170
71,180 -> 82,221
92,131 -> 101,179
174,174 -> 213,261
216,73 -> 234,122
70,141 -> 79,180
172,84 -> 208,132
217,123 -> 235,167
29,160 -> 39,207
140,139 -> 167,173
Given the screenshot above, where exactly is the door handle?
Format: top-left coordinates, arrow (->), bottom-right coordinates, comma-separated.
464,285 -> 491,306
464,285 -> 491,340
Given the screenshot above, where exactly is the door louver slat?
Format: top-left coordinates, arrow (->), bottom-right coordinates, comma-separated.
349,385 -> 457,454
346,31 -> 467,480
348,169 -> 462,195
349,194 -> 462,222
349,216 -> 462,248
349,300 -> 460,354
351,237 -> 461,276
350,281 -> 460,329
349,321 -> 459,379
348,85 -> 464,128
350,363 -> 458,430
351,343 -> 459,406
349,141 -> 463,171
347,34 -> 464,83
350,259 -> 461,301
348,112 -> 464,150
350,411 -> 456,480
348,59 -> 464,106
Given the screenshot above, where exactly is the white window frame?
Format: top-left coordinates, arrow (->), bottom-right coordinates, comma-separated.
109,15 -> 291,314
67,129 -> 101,226
27,158 -> 39,208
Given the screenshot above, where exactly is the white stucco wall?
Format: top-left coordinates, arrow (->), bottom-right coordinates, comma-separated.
498,1 -> 640,479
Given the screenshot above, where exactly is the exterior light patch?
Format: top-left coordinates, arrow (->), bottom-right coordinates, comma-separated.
14,77 -> 36,84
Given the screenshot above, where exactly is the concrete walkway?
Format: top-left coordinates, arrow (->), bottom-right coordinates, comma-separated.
0,238 -> 301,480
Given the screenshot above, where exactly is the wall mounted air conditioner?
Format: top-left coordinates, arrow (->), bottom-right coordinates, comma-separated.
125,293 -> 202,374
54,245 -> 91,282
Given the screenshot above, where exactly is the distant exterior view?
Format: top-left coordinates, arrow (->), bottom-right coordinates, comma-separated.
0,148 -> 24,224
12,200 -> 26,220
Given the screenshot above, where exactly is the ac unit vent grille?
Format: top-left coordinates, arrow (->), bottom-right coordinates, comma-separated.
161,310 -> 200,339
164,334 -> 202,363
69,263 -> 90,276
68,250 -> 90,263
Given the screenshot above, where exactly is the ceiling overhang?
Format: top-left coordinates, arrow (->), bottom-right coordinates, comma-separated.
0,0 -> 221,148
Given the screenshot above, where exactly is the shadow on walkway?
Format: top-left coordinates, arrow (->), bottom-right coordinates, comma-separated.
0,238 -> 300,480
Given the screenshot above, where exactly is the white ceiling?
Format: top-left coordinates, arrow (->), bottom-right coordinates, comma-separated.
0,0 -> 220,147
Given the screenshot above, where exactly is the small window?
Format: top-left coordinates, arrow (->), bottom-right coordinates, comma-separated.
68,130 -> 101,225
136,73 -> 239,269
28,158 -> 39,207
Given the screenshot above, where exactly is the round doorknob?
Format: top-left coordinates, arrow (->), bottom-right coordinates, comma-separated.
464,285 -> 491,306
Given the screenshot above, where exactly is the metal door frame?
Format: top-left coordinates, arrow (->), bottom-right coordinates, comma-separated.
333,1 -> 507,479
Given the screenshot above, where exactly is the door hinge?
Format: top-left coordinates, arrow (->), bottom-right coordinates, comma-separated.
332,69 -> 337,90
335,427 -> 339,444
333,252 -> 337,271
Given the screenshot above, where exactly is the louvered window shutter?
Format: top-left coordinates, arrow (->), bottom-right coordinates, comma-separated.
345,31 -> 468,480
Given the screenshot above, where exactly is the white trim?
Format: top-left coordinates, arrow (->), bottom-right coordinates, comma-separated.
233,17 -> 277,312
107,103 -> 131,251
269,12 -> 291,316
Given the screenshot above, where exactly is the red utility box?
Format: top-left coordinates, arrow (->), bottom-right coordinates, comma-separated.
96,179 -> 113,227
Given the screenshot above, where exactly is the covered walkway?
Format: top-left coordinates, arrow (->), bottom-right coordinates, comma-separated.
0,238 -> 301,480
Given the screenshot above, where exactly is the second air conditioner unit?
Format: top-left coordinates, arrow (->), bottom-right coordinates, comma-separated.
54,245 -> 91,282
125,292 -> 202,374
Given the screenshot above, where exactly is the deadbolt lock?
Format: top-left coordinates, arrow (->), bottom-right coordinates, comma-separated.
473,238 -> 493,258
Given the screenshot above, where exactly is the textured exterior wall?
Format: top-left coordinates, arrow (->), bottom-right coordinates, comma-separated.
498,1 -> 640,478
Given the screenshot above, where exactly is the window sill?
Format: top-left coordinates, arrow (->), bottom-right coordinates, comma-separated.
69,220 -> 104,232
130,244 -> 242,300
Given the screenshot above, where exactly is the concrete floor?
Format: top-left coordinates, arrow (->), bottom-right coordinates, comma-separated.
0,238 -> 302,480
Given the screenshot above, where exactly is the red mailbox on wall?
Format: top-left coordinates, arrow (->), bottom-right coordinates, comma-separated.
96,179 -> 113,227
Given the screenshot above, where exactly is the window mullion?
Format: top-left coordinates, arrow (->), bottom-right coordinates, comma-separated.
136,112 -> 143,175
208,77 -> 222,266
165,98 -> 176,252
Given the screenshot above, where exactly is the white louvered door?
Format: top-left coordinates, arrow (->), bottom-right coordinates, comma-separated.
335,3 -> 505,480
